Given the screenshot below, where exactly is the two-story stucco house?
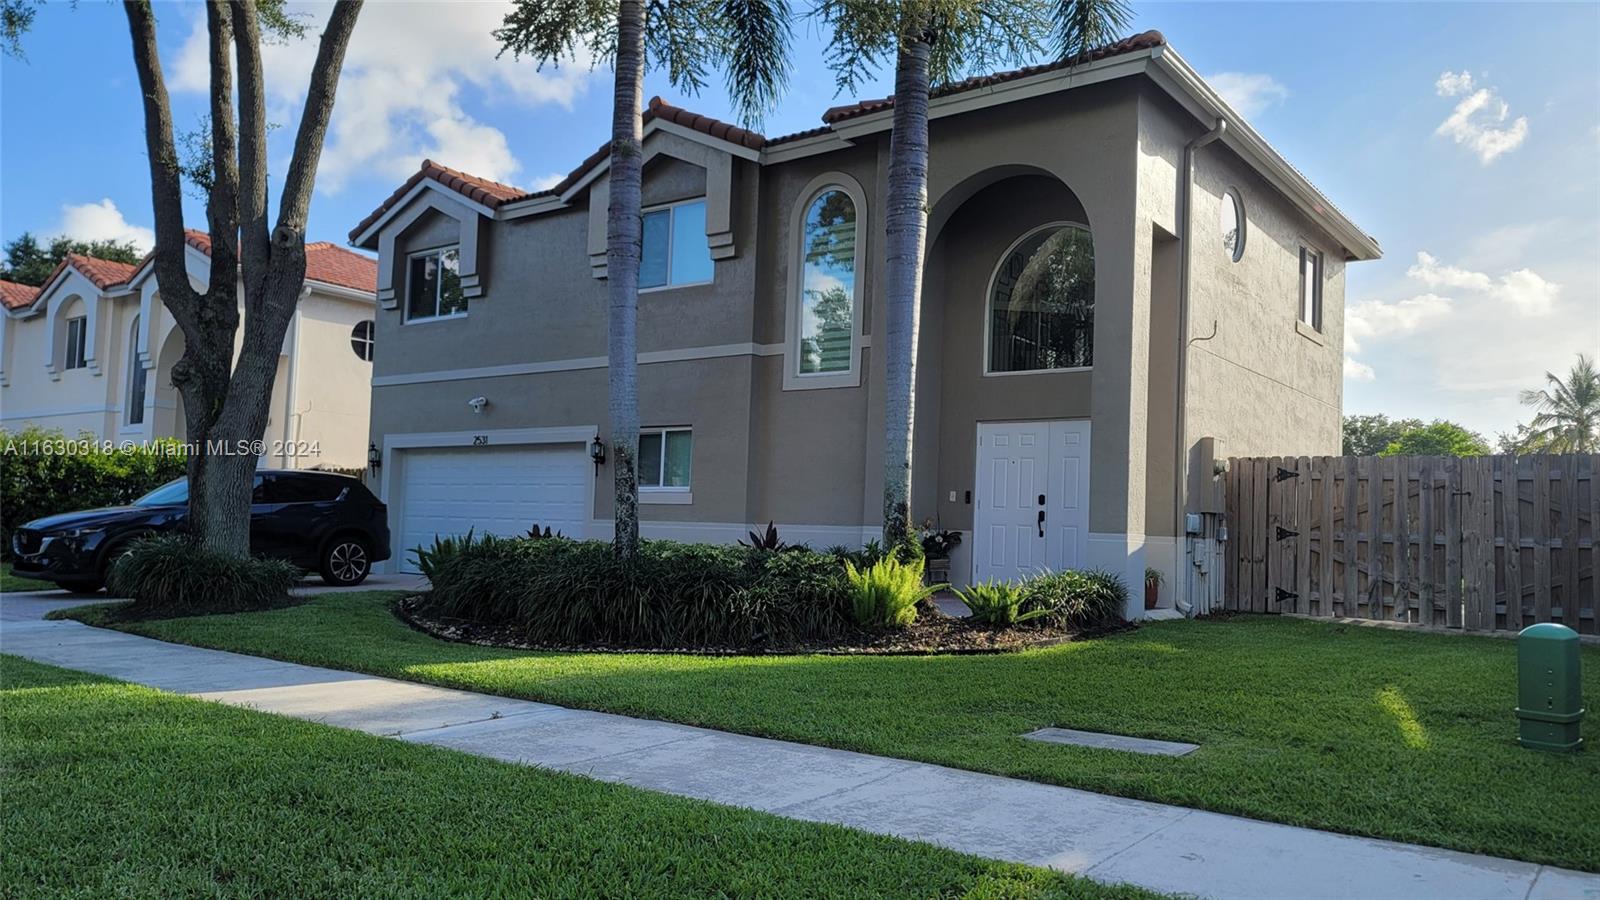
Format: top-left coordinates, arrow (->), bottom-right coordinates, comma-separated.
351,31 -> 1380,615
1,231 -> 379,469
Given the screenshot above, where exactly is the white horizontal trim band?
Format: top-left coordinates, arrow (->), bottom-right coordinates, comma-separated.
372,341 -> 800,387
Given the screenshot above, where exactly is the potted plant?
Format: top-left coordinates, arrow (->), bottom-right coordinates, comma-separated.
1144,566 -> 1164,610
919,519 -> 962,585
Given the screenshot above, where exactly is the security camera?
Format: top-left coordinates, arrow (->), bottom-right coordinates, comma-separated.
467,396 -> 489,413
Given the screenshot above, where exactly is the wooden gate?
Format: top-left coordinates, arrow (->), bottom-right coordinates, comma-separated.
1224,454 -> 1597,634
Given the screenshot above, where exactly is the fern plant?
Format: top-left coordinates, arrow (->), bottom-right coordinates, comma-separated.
843,556 -> 945,628
955,580 -> 1045,627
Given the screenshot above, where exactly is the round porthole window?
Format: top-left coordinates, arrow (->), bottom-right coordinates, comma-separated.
350,320 -> 374,361
1220,189 -> 1245,262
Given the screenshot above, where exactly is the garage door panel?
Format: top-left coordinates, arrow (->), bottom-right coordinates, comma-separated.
396,444 -> 589,574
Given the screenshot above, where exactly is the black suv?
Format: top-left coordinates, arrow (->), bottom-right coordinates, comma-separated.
10,470 -> 391,592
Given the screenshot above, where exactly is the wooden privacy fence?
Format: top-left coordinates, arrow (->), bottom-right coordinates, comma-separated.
1224,454 -> 1597,634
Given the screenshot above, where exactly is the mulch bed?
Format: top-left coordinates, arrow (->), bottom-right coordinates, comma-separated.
394,594 -> 1133,656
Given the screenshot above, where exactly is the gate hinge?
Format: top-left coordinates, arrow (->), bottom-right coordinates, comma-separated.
1275,587 -> 1299,604
1275,525 -> 1299,541
1275,467 -> 1300,482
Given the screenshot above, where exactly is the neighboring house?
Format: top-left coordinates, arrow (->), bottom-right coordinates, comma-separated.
1,231 -> 378,470
351,31 -> 1380,614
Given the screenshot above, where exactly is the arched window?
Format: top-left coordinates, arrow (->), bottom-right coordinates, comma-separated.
126,315 -> 146,425
986,224 -> 1095,374
797,188 -> 858,376
1221,189 -> 1245,262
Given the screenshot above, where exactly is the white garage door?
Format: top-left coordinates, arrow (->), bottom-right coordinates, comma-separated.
395,443 -> 589,573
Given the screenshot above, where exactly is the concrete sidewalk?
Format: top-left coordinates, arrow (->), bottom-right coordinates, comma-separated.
2,591 -> 1595,900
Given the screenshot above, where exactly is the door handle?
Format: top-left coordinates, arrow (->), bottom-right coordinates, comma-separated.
1037,509 -> 1045,538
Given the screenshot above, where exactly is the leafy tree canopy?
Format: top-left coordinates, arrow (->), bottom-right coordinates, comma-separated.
1,232 -> 143,287
1341,414 -> 1423,456
1377,420 -> 1491,458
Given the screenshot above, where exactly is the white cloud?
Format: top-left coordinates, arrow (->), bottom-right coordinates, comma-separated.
1496,268 -> 1560,316
1205,72 -> 1290,118
1435,70 -> 1475,97
1433,71 -> 1528,164
1406,251 -> 1491,291
529,172 -> 567,191
53,199 -> 155,252
1345,293 -> 1453,355
172,2 -> 594,192
1344,357 -> 1376,382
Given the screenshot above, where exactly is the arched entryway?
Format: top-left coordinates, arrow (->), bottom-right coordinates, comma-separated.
152,327 -> 186,440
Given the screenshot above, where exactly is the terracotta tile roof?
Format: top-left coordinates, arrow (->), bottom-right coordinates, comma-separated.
303,241 -> 377,293
349,160 -> 531,240
29,253 -> 142,301
1,279 -> 40,311
821,30 -> 1166,124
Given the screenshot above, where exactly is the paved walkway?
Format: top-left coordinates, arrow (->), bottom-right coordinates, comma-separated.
2,590 -> 1595,900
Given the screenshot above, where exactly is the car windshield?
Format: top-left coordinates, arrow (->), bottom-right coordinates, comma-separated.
134,479 -> 188,506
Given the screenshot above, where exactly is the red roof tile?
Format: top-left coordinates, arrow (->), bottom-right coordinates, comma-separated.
821,30 -> 1166,124
349,160 -> 531,240
0,279 -> 40,311
303,242 -> 378,293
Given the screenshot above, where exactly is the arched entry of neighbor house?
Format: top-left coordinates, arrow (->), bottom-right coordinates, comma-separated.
920,166 -> 1097,585
152,327 -> 186,440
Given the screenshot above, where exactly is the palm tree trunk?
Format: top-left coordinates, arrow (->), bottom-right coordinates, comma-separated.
881,36 -> 932,549
608,0 -> 646,558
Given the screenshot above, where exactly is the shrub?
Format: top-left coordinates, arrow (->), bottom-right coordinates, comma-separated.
108,533 -> 301,616
955,580 -> 1043,627
843,556 -> 944,628
424,538 -> 852,647
410,529 -> 484,582
1020,569 -> 1127,630
0,426 -> 187,558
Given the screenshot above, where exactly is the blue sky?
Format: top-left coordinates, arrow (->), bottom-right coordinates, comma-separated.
3,1 -> 1596,439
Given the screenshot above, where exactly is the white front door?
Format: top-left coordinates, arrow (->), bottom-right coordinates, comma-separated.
973,420 -> 1091,583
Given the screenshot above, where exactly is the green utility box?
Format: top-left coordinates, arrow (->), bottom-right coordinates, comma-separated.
1514,623 -> 1585,752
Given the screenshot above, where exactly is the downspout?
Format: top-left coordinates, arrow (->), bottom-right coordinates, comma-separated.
1174,117 -> 1226,616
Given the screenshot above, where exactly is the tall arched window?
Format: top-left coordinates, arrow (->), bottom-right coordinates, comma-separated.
797,188 -> 858,376
986,223 -> 1095,373
126,315 -> 147,425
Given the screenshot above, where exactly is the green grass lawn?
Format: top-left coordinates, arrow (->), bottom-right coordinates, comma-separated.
0,654 -> 1151,899
0,562 -> 54,593
65,592 -> 1600,872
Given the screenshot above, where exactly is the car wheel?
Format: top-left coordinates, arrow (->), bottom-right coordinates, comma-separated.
320,537 -> 371,586
57,579 -> 103,594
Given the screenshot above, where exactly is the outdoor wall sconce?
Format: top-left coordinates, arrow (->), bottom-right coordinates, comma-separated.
367,442 -> 382,475
590,434 -> 606,474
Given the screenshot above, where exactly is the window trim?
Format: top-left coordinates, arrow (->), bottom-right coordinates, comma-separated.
982,220 -> 1095,378
637,197 -> 714,293
403,245 -> 467,325
1298,242 -> 1324,333
1221,187 -> 1246,263
638,425 -> 693,496
782,172 -> 869,392
63,315 -> 88,371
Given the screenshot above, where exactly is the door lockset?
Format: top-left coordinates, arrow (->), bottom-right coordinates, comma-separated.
1037,494 -> 1046,505
1037,509 -> 1045,537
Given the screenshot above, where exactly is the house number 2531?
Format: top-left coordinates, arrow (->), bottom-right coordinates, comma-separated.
472,435 -> 490,446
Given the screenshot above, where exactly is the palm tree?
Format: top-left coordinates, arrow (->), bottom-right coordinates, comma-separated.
498,1 -> 791,558
1515,354 -> 1600,453
812,0 -> 1132,549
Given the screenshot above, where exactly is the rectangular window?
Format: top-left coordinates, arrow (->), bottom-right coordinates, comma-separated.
639,200 -> 713,289
406,247 -> 465,322
1298,245 -> 1323,331
639,427 -> 692,489
64,316 -> 87,370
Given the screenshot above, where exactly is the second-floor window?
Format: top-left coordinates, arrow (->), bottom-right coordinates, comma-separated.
640,199 -> 712,289
987,223 -> 1095,374
406,247 -> 465,322
1299,245 -> 1323,331
64,316 -> 88,370
350,320 -> 375,361
127,315 -> 146,425
798,188 -> 858,375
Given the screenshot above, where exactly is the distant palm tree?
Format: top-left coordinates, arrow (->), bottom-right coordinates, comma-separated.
1516,354 -> 1600,453
497,0 -> 792,558
812,0 -> 1133,549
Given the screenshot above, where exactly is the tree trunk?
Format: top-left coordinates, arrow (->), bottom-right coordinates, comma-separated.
881,37 -> 932,550
608,0 -> 646,558
124,0 -> 362,563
